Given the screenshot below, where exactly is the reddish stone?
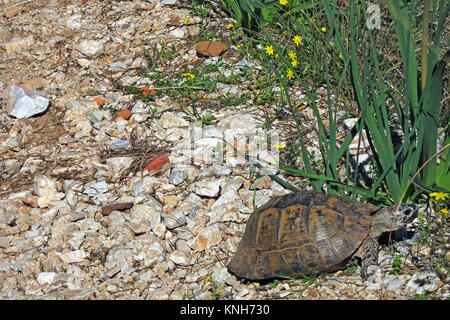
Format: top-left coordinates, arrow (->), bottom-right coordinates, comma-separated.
101,202 -> 134,216
90,97 -> 105,106
195,41 -> 227,57
143,155 -> 170,172
115,109 -> 132,121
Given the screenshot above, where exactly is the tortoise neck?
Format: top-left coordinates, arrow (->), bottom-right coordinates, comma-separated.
369,209 -> 392,237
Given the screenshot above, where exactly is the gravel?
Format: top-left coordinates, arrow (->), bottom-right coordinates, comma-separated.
0,0 -> 447,300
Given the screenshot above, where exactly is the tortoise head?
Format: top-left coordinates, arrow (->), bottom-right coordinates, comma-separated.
370,204 -> 418,237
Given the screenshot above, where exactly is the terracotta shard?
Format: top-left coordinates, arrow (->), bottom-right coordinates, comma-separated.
90,97 -> 105,106
115,109 -> 132,121
195,41 -> 227,57
101,202 -> 134,216
143,155 -> 170,172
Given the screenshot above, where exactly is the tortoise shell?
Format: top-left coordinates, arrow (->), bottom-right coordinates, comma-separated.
227,191 -> 380,280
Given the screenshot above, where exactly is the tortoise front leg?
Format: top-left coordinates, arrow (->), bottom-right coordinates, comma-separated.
360,237 -> 379,280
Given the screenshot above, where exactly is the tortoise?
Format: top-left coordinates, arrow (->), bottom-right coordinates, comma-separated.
227,191 -> 417,280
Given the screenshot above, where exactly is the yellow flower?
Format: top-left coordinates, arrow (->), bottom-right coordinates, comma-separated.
279,0 -> 288,5
312,18 -> 316,22
182,73 -> 195,80
429,192 -> 449,201
265,45 -> 274,55
275,53 -> 279,59
206,276 -> 212,281
227,23 -> 234,29
293,35 -> 303,46
184,17 -> 189,23
287,68 -> 294,80
236,44 -> 241,48
441,208 -> 448,215
272,143 -> 285,149
321,26 -> 327,32
338,53 -> 343,60
288,50 -> 297,60
291,59 -> 298,67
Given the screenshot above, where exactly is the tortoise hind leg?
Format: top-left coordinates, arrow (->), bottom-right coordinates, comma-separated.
359,237 -> 379,280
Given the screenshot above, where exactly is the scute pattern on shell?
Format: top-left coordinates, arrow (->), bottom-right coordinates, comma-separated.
228,192 -> 379,280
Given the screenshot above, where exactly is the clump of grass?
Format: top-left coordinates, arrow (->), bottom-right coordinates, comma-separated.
392,254 -> 403,275
343,258 -> 360,275
205,275 -> 221,300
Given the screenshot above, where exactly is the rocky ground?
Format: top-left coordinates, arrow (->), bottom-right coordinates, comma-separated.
0,0 -> 448,300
